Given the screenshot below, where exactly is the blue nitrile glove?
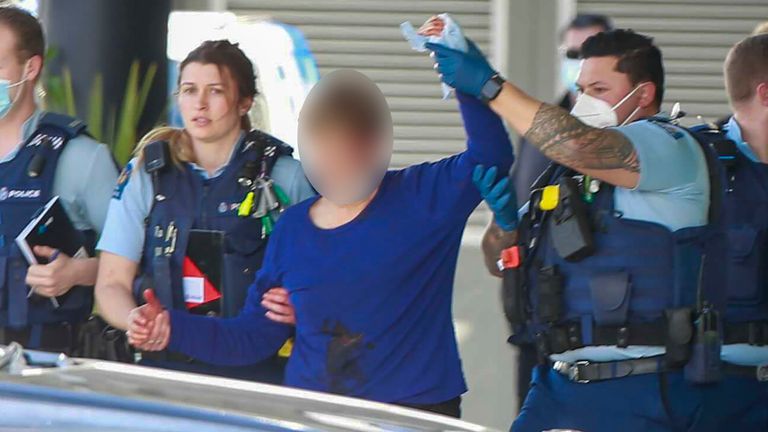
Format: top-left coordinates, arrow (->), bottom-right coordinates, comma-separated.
472,164 -> 518,231
425,38 -> 496,99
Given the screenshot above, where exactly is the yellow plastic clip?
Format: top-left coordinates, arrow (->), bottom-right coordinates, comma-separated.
238,191 -> 255,217
278,338 -> 294,358
539,185 -> 560,211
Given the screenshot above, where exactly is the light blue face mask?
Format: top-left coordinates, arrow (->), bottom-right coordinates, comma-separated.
560,58 -> 582,94
0,72 -> 28,119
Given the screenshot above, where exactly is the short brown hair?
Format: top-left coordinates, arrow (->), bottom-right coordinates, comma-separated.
0,6 -> 44,62
724,34 -> 768,105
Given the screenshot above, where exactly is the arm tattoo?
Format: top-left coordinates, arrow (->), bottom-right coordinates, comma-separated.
524,103 -> 639,173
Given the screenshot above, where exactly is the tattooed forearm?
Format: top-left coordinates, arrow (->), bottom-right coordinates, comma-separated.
523,103 -> 639,173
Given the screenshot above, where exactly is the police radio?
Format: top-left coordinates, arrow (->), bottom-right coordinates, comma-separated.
549,177 -> 595,261
684,256 -> 723,384
27,136 -> 53,178
144,141 -> 170,202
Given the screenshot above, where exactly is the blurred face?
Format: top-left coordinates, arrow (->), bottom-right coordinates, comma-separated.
575,56 -> 649,125
177,62 -> 251,143
299,124 -> 392,206
298,69 -> 393,206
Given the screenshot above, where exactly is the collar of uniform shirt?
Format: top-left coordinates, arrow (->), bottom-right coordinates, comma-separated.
186,131 -> 246,180
0,108 -> 43,164
725,116 -> 759,163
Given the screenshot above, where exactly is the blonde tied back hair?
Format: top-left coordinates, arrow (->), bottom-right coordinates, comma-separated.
135,40 -> 258,165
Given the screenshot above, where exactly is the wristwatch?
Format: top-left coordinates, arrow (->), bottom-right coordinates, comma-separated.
480,74 -> 506,103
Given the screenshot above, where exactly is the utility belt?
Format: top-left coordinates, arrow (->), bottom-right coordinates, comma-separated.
553,358 -> 768,384
530,305 -> 723,384
722,362 -> 768,382
724,321 -> 768,346
553,356 -> 670,383
0,322 -> 81,355
533,321 -> 668,356
73,315 -> 134,363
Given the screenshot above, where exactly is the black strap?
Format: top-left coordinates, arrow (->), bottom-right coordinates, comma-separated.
141,349 -> 195,364
722,362 -> 768,382
0,323 -> 80,355
538,321 -> 668,355
552,356 -> 669,383
242,129 -> 292,180
724,321 -> 768,346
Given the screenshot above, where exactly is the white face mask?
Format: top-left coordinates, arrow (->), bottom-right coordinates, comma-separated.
570,84 -> 646,128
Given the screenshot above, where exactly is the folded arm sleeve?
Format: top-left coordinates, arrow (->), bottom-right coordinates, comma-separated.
614,121 -> 703,192
95,159 -> 153,262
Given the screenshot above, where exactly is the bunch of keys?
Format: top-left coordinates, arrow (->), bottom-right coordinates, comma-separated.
238,178 -> 286,237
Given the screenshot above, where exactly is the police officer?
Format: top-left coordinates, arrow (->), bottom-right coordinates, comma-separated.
509,14 -> 612,206
95,40 -> 315,383
0,6 -> 117,355
699,33 -> 768,426
428,29 -> 731,431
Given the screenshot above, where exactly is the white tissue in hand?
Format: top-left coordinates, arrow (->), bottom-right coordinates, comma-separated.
400,13 -> 468,98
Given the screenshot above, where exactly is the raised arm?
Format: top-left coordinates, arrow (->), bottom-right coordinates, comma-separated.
490,88 -> 639,188
426,40 -> 640,189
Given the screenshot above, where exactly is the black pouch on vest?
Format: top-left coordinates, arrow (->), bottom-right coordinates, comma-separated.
664,307 -> 693,367
74,315 -> 134,363
590,272 -> 631,326
536,266 -> 564,323
684,306 -> 722,384
550,177 -> 595,262
502,266 -> 526,328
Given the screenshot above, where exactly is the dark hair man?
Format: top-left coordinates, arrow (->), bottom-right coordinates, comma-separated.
511,14 -> 613,209
428,27 -> 726,431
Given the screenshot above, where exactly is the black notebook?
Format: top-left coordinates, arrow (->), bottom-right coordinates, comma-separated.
15,196 -> 89,265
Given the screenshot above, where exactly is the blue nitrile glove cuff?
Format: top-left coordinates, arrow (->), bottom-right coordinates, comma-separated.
472,164 -> 519,231
426,39 -> 497,99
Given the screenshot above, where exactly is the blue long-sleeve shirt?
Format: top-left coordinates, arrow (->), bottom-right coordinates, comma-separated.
168,92 -> 514,405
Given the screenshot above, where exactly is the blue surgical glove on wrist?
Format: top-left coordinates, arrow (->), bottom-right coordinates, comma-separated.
472,164 -> 519,231
426,38 -> 496,99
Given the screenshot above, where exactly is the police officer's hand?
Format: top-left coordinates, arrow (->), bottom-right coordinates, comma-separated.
25,246 -> 78,298
425,38 -> 496,98
473,164 -> 519,231
262,287 -> 296,325
127,289 -> 170,351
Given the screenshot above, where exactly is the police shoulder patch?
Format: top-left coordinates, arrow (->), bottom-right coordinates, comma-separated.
113,162 -> 133,200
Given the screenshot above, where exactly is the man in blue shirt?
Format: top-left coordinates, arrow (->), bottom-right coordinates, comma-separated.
125,68 -> 514,417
